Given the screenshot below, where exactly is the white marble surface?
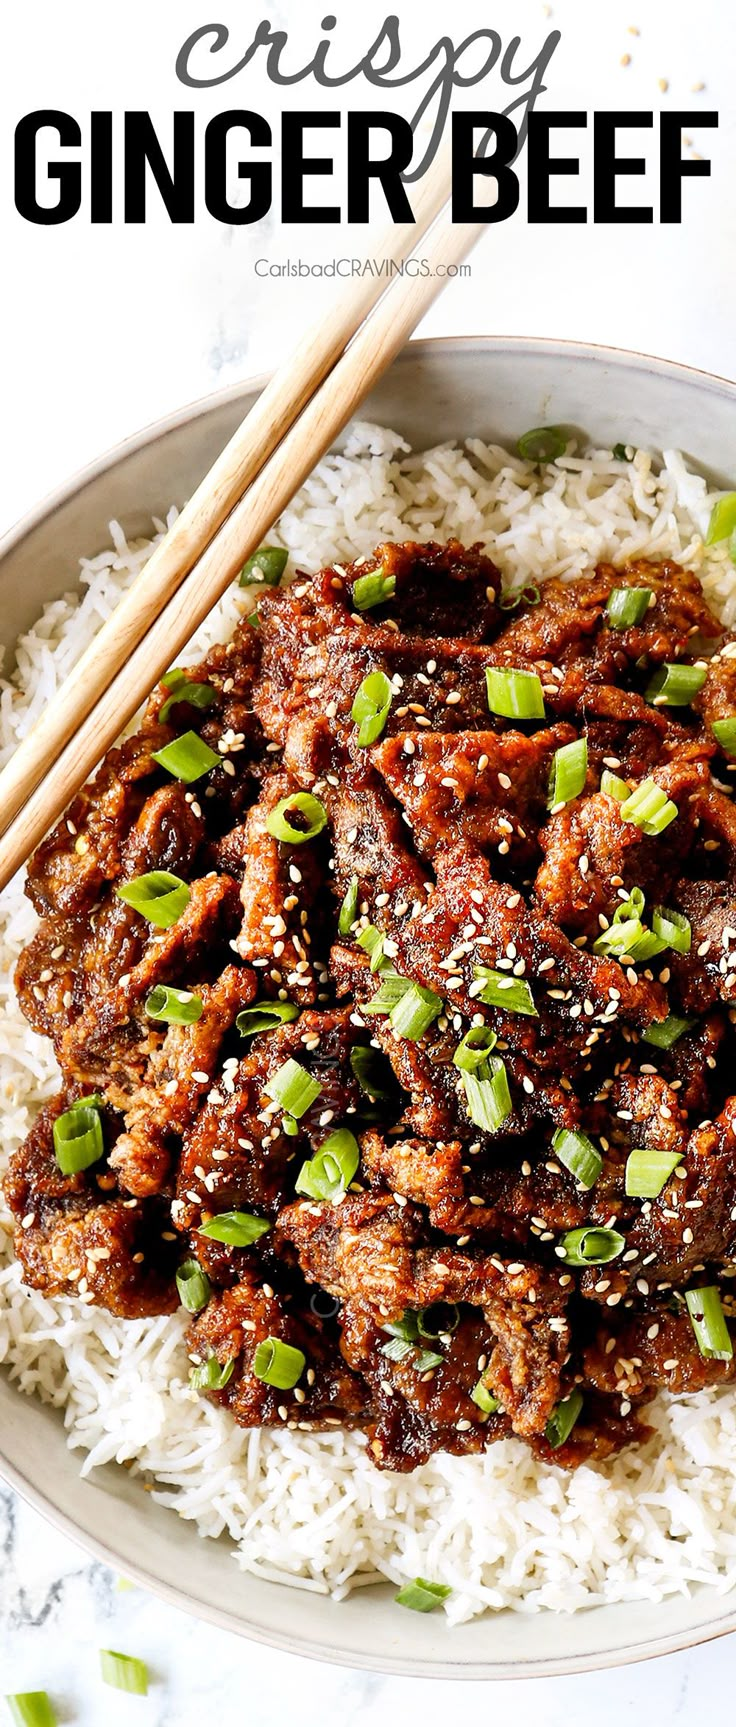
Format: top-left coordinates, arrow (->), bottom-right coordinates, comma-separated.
2,0 -> 736,1719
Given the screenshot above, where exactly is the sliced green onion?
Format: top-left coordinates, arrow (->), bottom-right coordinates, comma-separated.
295,1128 -> 360,1202
239,545 -> 288,586
388,982 -> 443,1040
642,1012 -> 695,1049
545,1388 -> 584,1449
381,1336 -> 443,1371
198,1210 -> 270,1246
175,1257 -> 211,1314
53,1103 -> 103,1175
627,927 -> 667,963
452,1026 -> 498,1072
652,906 -> 691,955
145,984 -> 203,1025
5,1694 -> 58,1727
116,870 -> 190,928
349,1044 -> 393,1099
645,663 -> 707,707
338,875 -> 359,935
395,1578 -> 452,1613
417,1302 -> 460,1339
594,916 -> 647,960
706,493 -> 736,546
712,717 -> 736,756
236,1000 -> 299,1037
282,1114 -> 299,1137
363,974 -> 413,1014
601,768 -> 631,801
264,1057 -> 322,1118
606,587 -> 653,627
353,569 -> 396,611
266,792 -> 327,845
548,736 -> 587,808
357,924 -> 386,972
558,1227 -> 625,1266
159,670 -> 215,723
253,1336 -> 305,1389
620,778 -> 678,836
616,886 -> 646,922
351,670 -> 392,746
461,1057 -> 512,1132
625,1147 -> 682,1199
383,1312 -> 421,1343
517,426 -> 567,462
486,667 -> 546,721
471,1377 -> 500,1415
552,1127 -> 602,1190
472,967 -> 538,1017
686,1286 -> 733,1361
152,729 -> 222,783
190,1356 -> 235,1391
99,1651 -> 149,1696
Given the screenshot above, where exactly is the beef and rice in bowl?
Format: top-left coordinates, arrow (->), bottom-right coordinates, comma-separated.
3,428 -> 736,1617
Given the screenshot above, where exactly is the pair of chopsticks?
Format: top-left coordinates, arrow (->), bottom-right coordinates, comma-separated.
0,145 -> 490,892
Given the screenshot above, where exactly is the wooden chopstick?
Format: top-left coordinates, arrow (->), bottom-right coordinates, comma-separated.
0,190 -> 488,892
0,139 -> 453,843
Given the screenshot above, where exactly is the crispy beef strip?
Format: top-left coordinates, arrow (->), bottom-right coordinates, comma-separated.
9,538 -> 736,1472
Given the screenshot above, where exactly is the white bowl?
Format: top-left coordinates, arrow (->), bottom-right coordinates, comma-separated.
2,336 -> 736,1678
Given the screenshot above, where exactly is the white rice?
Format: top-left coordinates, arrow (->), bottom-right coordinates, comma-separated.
2,423 -> 736,1624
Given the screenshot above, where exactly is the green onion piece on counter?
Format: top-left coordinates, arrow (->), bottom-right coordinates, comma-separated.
198,1210 -> 270,1246
239,545 -> 288,586
706,493 -> 736,545
686,1286 -> 733,1360
472,967 -> 538,1017
236,1000 -> 299,1037
389,982 -> 443,1040
471,1378 -> 500,1415
145,984 -> 203,1025
190,1356 -> 235,1391
99,1651 -> 149,1696
175,1258 -> 211,1314
461,1057 -> 513,1132
357,925 -> 387,972
52,1103 -> 104,1175
159,671 -> 215,723
351,669 -> 393,746
352,569 -> 396,611
642,1012 -> 695,1048
558,1227 -> 625,1266
266,792 -> 328,844
394,1578 -> 452,1613
486,667 -> 546,722
712,717 -> 736,755
295,1128 -> 360,1202
625,1147 -> 682,1199
548,736 -> 588,808
349,1044 -> 393,1099
363,974 -> 413,1014
116,870 -> 190,928
601,768 -> 631,801
151,729 -> 222,783
651,906 -> 691,954
552,1127 -> 602,1190
606,587 -> 653,627
645,663 -> 707,707
517,426 -> 567,462
620,778 -> 678,836
545,1387 -> 584,1449
338,875 -> 359,935
265,1057 -> 322,1118
5,1693 -> 58,1727
612,443 -> 631,461
452,1026 -> 498,1072
253,1336 -> 305,1389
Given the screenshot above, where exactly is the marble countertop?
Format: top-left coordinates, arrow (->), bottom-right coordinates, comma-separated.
2,0 -> 736,1719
